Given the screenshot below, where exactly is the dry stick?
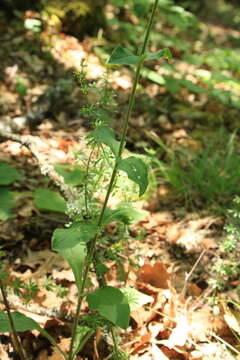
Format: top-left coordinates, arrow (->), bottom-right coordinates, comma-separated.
0,279 -> 26,360
67,1 -> 160,359
181,249 -> 207,300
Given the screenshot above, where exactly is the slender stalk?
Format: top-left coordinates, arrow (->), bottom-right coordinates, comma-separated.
44,332 -> 68,360
140,0 -> 159,56
0,280 -> 26,360
68,1 -> 159,359
181,249 -> 206,300
110,327 -> 120,360
84,144 -> 96,216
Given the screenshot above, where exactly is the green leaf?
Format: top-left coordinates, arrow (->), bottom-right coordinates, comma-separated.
24,18 -> 41,33
141,68 -> 165,85
180,78 -> 205,94
108,45 -> 140,65
87,286 -> 130,330
0,311 -> 38,332
146,48 -> 173,61
133,0 -> 149,17
33,188 -> 66,213
0,161 -> 22,185
120,287 -> 153,311
0,311 -> 65,356
0,311 -> 51,339
102,204 -> 144,225
72,326 -> 95,357
163,75 -> 181,94
90,125 -> 120,156
52,222 -> 98,250
52,222 -> 97,291
117,157 -> 148,196
0,188 -> 16,221
15,78 -> 28,98
54,164 -> 85,186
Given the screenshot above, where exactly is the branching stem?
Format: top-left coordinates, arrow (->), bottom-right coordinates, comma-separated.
68,1 -> 159,359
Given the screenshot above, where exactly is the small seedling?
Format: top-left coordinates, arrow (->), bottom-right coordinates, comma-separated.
210,196 -> 240,291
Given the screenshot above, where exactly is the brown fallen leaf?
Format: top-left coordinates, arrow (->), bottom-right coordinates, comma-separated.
138,262 -> 170,289
132,332 -> 152,355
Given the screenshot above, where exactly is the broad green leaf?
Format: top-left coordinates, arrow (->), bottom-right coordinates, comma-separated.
120,287 -> 153,311
54,164 -> 85,186
102,204 -> 144,225
87,286 -> 130,330
0,311 -> 38,332
0,161 -> 22,185
108,45 -> 140,65
0,188 -> 16,221
0,311 -> 65,356
90,125 -> 120,156
52,222 -> 98,250
146,48 -> 173,61
117,157 -> 148,196
52,222 -> 97,291
33,188 -> 66,213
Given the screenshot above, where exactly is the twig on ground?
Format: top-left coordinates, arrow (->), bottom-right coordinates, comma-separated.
181,249 -> 207,300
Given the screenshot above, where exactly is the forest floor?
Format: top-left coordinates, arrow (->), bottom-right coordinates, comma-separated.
1,7 -> 240,360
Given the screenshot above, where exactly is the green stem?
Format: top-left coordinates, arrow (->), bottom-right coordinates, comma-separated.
0,280 -> 26,360
84,144 -> 96,216
140,0 -> 159,56
68,1 -> 159,359
44,332 -> 68,360
110,327 -> 120,360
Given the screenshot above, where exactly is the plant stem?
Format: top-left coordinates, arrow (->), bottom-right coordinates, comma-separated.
110,327 -> 120,360
84,144 -> 96,216
68,1 -> 159,359
140,0 -> 159,56
0,280 -> 26,360
43,331 -> 68,360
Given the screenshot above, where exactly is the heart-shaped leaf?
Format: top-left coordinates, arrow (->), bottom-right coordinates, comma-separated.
52,222 -> 97,291
108,46 -> 140,65
87,286 -> 130,330
117,156 -> 148,196
90,125 -> 120,156
102,204 -> 143,225
34,188 -> 66,213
